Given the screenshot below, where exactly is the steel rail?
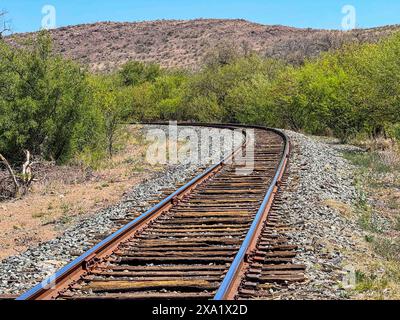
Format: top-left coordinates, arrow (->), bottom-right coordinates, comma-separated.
214,127 -> 290,300
17,123 -> 288,300
16,123 -> 247,300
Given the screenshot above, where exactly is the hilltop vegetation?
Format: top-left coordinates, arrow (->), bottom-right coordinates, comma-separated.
7,19 -> 400,72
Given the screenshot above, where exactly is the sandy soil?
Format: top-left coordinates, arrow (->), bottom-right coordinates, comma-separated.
0,125 -> 162,260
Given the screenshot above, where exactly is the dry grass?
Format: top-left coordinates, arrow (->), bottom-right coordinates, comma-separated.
353,137 -> 400,168
379,147 -> 400,168
342,143 -> 400,299
322,199 -> 353,218
0,125 -> 163,260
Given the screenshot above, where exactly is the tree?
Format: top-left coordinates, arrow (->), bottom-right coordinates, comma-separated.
118,61 -> 161,86
183,54 -> 284,123
224,75 -> 269,124
202,42 -> 240,68
0,31 -> 89,163
88,75 -> 131,158
270,67 -> 309,131
150,73 -> 187,120
129,82 -> 154,121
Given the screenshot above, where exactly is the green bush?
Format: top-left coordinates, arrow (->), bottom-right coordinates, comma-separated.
0,32 -> 89,163
182,55 -> 285,123
388,124 -> 400,141
268,33 -> 400,141
0,32 -> 133,165
118,61 -> 161,87
2,30 -> 400,168
87,75 -> 132,157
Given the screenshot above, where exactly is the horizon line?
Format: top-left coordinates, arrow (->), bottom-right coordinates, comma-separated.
6,17 -> 400,36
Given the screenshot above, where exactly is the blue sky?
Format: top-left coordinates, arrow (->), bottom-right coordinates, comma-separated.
1,0 -> 399,33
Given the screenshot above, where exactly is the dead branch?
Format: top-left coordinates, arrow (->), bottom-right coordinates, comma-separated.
21,150 -> 35,194
0,150 -> 35,199
22,150 -> 32,182
0,152 -> 20,197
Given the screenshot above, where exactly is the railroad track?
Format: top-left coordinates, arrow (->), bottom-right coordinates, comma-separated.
17,124 -> 304,300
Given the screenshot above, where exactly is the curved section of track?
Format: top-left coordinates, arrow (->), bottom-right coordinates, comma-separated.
17,124 -> 289,300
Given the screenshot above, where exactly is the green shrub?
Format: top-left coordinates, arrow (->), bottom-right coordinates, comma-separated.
119,61 -> 161,86
0,32 -> 90,163
2,29 -> 400,167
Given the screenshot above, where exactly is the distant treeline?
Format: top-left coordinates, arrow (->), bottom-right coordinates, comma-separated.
1,31 -> 400,165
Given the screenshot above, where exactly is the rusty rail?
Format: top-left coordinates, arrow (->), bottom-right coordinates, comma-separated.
16,123 -> 290,300
214,128 -> 290,300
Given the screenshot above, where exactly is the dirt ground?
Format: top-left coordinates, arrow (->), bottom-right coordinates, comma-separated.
0,125 -> 163,260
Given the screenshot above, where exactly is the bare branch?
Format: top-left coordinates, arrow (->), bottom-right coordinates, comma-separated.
0,152 -> 20,197
22,150 -> 32,183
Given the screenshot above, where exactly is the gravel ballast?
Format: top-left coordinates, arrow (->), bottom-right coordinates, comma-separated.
266,130 -> 366,300
0,125 -> 243,295
0,127 -> 366,298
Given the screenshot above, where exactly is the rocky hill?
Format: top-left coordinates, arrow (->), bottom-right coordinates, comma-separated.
7,19 -> 400,72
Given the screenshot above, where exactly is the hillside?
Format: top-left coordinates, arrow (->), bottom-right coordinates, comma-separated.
7,19 -> 400,71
